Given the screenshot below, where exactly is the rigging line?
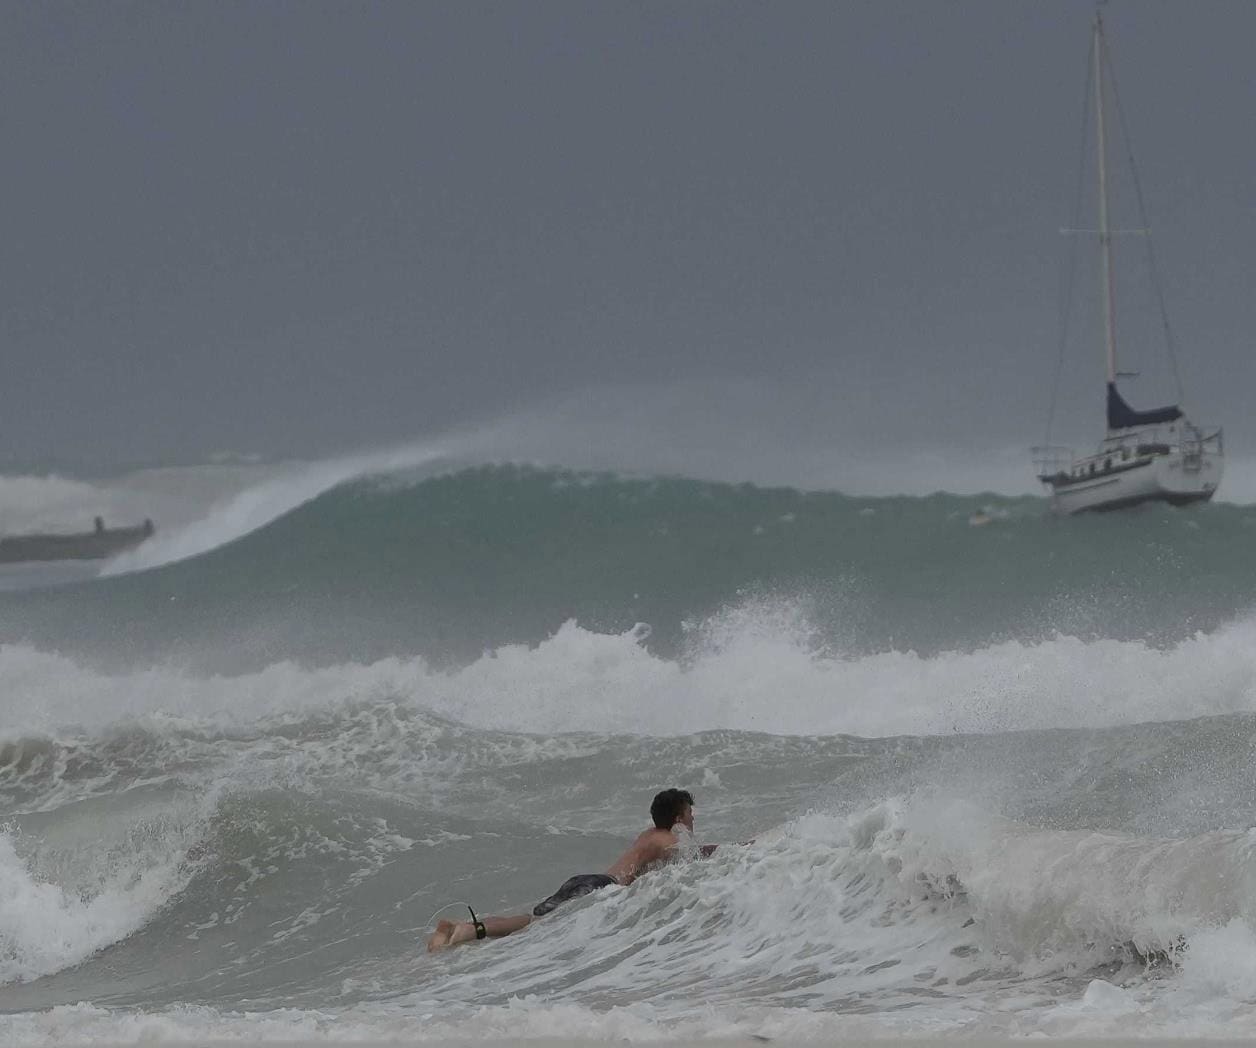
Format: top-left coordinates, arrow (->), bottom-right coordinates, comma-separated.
1099,28 -> 1187,405
1044,32 -> 1096,449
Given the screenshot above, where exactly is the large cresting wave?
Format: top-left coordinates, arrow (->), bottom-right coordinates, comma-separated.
4,465 -> 1255,673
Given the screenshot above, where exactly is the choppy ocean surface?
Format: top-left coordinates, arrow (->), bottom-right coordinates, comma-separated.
4,458 -> 1256,1042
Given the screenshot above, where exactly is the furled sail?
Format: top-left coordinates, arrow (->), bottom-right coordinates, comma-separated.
1106,382 -> 1182,430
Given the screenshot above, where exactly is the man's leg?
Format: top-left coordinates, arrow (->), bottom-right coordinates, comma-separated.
427,913 -> 532,951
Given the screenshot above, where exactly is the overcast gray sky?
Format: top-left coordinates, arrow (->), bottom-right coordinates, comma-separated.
3,0 -> 1254,485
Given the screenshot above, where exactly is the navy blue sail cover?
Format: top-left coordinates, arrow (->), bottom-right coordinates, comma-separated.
1107,382 -> 1183,429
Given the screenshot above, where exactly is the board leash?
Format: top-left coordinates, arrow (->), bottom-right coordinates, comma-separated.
424,900 -> 488,939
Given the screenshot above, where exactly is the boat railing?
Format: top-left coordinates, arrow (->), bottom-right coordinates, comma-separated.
1193,425 -> 1223,452
1181,424 -> 1223,469
1032,445 -> 1074,480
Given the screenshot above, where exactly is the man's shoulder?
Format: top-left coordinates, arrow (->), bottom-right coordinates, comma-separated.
635,826 -> 677,849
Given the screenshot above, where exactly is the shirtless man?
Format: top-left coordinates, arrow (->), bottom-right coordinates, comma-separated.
427,788 -> 723,950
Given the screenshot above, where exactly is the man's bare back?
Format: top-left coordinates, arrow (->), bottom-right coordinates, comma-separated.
607,825 -> 684,884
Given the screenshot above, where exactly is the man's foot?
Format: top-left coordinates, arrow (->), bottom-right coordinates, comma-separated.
426,919 -> 477,952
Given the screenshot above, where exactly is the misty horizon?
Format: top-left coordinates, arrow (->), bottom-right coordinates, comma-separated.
4,1 -> 1253,498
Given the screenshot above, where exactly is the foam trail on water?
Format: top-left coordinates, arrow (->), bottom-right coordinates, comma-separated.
103,439 -> 457,574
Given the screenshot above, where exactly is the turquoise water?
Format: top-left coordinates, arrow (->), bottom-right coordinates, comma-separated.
2,464 -> 1251,671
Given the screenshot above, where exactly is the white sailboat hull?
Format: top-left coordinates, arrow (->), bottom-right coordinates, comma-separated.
1044,447 -> 1222,515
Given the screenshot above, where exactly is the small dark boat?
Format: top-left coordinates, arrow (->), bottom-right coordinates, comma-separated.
0,517 -> 155,564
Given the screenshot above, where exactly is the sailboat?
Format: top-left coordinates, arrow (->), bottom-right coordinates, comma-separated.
1033,12 -> 1223,514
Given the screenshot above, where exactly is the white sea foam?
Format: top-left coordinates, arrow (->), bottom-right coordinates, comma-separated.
1174,918 -> 1256,1004
855,798 -> 1256,965
9,991 -> 1256,1044
0,997 -> 991,1044
0,811 -> 201,985
443,607 -> 1256,737
5,603 -> 1256,743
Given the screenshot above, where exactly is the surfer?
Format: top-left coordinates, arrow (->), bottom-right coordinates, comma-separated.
426,788 -> 729,950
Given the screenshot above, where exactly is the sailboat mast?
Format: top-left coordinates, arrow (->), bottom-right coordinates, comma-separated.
1094,13 -> 1118,387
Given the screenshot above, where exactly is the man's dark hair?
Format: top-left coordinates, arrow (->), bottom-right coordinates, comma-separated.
650,788 -> 694,829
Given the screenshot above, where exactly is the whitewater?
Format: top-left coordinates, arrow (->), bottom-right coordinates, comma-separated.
3,455 -> 1256,1042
